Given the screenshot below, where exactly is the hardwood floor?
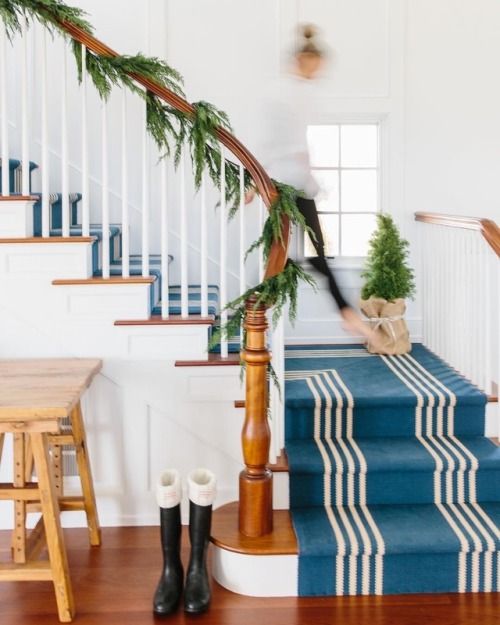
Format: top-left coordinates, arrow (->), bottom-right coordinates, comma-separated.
0,526 -> 498,625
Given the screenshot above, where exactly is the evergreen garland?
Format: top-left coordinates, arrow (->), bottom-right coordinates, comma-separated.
0,0 -> 92,38
0,0 -> 315,356
210,259 -> 316,350
361,214 -> 415,301
246,181 -> 314,260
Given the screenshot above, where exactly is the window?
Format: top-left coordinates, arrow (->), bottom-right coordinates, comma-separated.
305,123 -> 380,258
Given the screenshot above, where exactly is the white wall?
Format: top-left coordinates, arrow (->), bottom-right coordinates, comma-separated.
405,0 -> 500,221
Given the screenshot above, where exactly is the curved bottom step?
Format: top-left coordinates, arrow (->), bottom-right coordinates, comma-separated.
210,501 -> 299,597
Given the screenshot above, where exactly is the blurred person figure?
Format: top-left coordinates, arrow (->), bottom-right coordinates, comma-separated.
249,24 -> 377,342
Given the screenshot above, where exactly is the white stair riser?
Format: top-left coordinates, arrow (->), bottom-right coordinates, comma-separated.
115,325 -> 211,360
0,199 -> 35,237
55,283 -> 151,320
213,548 -> 298,597
273,472 -> 290,510
0,241 -> 93,279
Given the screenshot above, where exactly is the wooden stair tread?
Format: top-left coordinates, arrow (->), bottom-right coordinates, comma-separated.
210,502 -> 297,555
269,451 -> 289,472
0,195 -> 39,202
52,276 -> 156,285
175,353 -> 240,367
115,315 -> 215,326
0,236 -> 95,244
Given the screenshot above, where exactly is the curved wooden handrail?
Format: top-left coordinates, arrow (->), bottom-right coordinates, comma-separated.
58,19 -> 289,279
49,14 -> 289,538
415,212 -> 500,257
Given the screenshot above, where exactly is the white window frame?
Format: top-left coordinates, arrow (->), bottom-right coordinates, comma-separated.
294,114 -> 388,268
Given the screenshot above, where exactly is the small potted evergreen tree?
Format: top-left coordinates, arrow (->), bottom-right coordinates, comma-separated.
360,214 -> 416,355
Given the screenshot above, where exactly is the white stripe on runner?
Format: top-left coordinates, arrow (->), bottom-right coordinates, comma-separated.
306,376 -> 346,595
460,503 -> 496,592
390,359 -> 484,535
403,354 -> 478,501
328,370 -> 386,594
389,356 -> 459,505
321,372 -> 373,594
380,355 -> 469,590
323,370 -> 386,595
314,374 -> 361,595
397,356 -> 494,571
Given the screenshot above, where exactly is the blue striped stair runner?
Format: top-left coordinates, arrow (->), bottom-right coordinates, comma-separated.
33,193 -> 82,234
285,343 -> 500,596
0,158 -> 38,194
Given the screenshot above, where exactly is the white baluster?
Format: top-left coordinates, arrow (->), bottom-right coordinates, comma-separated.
0,27 -> 9,196
219,144 -> 228,358
61,40 -> 70,237
200,169 -> 208,318
121,92 -> 129,278
180,147 -> 188,318
21,18 -> 30,196
270,314 -> 285,461
41,27 -> 49,236
142,100 -> 149,277
483,246 -> 492,394
497,257 -> 500,439
258,195 -> 265,281
277,316 -> 286,452
81,44 -> 90,237
160,157 -> 169,319
101,100 -> 110,279
427,227 -> 434,352
239,164 -> 246,296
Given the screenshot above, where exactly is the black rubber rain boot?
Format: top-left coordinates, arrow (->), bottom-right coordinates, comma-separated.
153,470 -> 184,617
184,468 -> 217,614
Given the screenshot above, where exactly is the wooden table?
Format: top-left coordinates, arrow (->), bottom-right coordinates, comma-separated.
0,359 -> 102,622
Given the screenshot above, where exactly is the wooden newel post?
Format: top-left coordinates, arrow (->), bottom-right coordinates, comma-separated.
239,295 -> 273,537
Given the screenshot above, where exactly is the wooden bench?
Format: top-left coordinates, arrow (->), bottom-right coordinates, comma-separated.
0,359 -> 102,622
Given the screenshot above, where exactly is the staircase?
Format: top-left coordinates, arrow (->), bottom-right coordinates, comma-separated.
0,3 -> 499,602
0,157 -> 241,354
284,344 -> 499,595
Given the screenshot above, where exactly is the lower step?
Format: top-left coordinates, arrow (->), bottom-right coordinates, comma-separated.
211,501 -> 500,597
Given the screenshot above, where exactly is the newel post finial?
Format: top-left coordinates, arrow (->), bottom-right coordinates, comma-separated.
239,295 -> 273,537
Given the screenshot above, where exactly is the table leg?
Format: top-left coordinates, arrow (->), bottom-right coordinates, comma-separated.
70,402 -> 101,546
30,431 -> 75,623
13,434 -> 27,564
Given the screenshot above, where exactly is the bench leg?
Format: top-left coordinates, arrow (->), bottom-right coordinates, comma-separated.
31,432 -> 75,623
70,402 -> 101,547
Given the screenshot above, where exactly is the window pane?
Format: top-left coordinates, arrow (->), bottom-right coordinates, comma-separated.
312,170 -> 339,212
340,125 -> 378,167
307,125 -> 339,168
341,214 -> 378,256
341,170 -> 378,212
304,213 -> 340,258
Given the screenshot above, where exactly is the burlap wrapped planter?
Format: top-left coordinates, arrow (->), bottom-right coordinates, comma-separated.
360,297 -> 411,355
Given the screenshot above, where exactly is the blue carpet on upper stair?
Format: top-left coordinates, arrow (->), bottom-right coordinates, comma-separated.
285,343 -> 500,596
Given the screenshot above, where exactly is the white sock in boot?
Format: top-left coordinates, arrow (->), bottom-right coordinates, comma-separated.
187,468 -> 216,507
156,469 -> 182,509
